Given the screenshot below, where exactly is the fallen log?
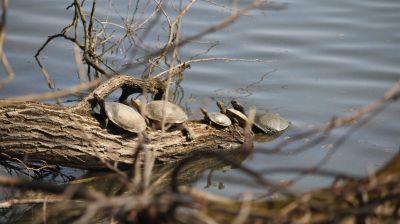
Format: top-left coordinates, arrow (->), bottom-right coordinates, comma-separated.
0,75 -> 251,170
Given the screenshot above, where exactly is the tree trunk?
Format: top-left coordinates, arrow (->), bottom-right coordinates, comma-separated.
0,75 -> 251,170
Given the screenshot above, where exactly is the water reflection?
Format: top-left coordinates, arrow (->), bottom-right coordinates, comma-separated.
0,145 -> 252,223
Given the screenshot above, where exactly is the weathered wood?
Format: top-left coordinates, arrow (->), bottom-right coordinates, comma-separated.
71,75 -> 166,116
0,75 -> 250,170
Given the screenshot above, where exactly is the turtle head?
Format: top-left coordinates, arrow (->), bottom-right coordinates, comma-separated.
130,99 -> 142,111
200,107 -> 208,116
231,100 -> 246,114
216,101 -> 226,114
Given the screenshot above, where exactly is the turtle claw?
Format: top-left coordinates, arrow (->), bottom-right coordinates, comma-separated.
181,123 -> 195,142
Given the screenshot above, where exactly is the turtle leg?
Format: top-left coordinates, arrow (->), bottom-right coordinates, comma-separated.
180,123 -> 196,141
104,118 -> 109,129
231,100 -> 246,114
93,93 -> 109,129
138,132 -> 150,143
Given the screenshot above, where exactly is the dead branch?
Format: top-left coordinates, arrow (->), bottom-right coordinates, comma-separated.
0,0 -> 14,89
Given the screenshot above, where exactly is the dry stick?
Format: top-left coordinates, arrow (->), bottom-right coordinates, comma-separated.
63,2 -> 79,36
0,0 -> 14,89
0,175 -> 103,201
0,155 -> 68,181
331,193 -> 400,221
87,0 -> 97,78
75,0 -> 89,52
153,57 -> 267,79
73,43 -> 86,82
159,0 -> 187,132
291,107 -> 394,194
154,0 -> 196,66
232,192 -> 252,224
155,0 -> 190,145
35,34 -> 82,58
42,196 -> 48,224
178,0 -> 262,47
2,155 -> 61,179
170,151 -> 295,197
166,0 -> 185,103
74,78 -> 130,184
34,34 -> 85,90
93,3 -> 138,59
75,0 -> 98,77
132,3 -> 169,189
146,0 -> 174,74
255,81 -> 400,199
145,1 -> 194,190
259,167 -> 361,180
130,87 -> 151,192
88,0 -> 96,49
33,4 -> 108,97
121,0 -> 262,72
176,207 -> 220,224
142,140 -> 155,193
260,79 -> 400,155
130,3 -> 164,67
0,77 -> 103,106
34,2 -> 113,81
186,187 -> 235,204
0,197 -> 62,209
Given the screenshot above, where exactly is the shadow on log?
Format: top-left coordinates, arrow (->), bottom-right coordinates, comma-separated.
0,75 -> 252,170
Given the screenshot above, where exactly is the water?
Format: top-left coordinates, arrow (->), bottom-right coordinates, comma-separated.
1,0 -> 399,200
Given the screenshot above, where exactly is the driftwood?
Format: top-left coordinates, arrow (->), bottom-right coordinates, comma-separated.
0,75 -> 250,170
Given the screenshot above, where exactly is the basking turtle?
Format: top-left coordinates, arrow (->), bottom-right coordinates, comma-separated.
216,101 -> 249,127
200,108 -> 231,127
131,99 -> 195,141
231,100 -> 289,133
253,111 -> 289,133
93,94 -> 147,134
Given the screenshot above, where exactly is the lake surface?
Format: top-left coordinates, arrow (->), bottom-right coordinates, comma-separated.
1,0 -> 399,200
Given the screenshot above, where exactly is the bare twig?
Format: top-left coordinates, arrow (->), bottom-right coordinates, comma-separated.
121,0 -> 264,72
0,77 -> 103,106
0,0 -> 14,88
0,197 -> 61,209
0,176 -> 104,201
260,80 -> 400,155
232,192 -> 252,224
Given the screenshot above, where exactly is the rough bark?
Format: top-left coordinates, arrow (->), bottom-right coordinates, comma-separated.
0,75 -> 250,170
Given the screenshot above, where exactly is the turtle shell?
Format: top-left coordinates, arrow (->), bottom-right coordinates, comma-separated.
225,108 -> 248,127
143,100 -> 188,124
104,102 -> 147,133
253,112 -> 289,133
201,108 -> 231,127
209,112 -> 231,126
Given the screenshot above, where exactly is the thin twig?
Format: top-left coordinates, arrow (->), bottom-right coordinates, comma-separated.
0,0 -> 14,88
0,77 -> 103,106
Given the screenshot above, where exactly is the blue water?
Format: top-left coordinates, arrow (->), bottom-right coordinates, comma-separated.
1,0 -> 399,198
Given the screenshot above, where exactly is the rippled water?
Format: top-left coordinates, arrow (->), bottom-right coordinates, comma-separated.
1,0 -> 399,199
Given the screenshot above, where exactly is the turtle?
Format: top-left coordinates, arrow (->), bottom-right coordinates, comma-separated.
231,100 -> 289,133
93,94 -> 147,134
131,99 -> 195,141
200,107 -> 231,127
253,111 -> 290,133
216,101 -> 249,127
